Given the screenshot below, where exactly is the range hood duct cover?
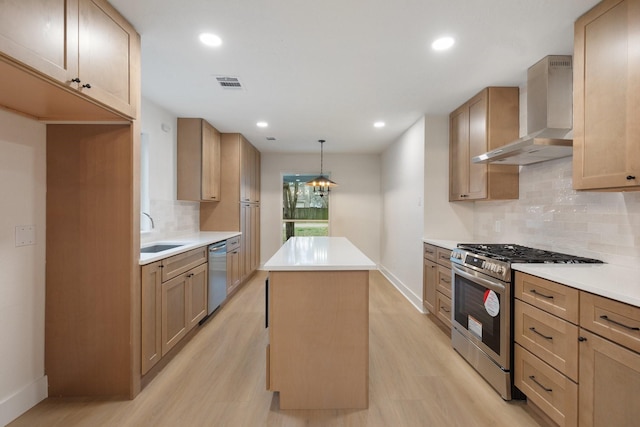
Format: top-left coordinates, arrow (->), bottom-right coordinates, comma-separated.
473,55 -> 573,165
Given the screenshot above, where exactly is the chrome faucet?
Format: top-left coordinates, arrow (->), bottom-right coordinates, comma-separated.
141,212 -> 155,229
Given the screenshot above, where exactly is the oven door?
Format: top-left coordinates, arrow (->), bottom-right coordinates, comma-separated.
451,263 -> 510,369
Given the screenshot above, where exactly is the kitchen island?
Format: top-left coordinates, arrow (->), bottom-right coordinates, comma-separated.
264,237 -> 376,410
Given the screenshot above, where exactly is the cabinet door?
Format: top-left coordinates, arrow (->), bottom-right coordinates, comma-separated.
201,121 -> 221,201
77,0 -> 138,118
467,93 -> 488,200
423,259 -> 437,313
186,263 -> 207,329
240,203 -> 251,278
253,149 -> 261,203
0,0 -> 78,83
240,138 -> 252,202
573,0 -> 640,190
161,274 -> 188,356
251,204 -> 260,271
449,106 -> 469,201
227,248 -> 241,294
141,261 -> 162,374
579,329 -> 640,427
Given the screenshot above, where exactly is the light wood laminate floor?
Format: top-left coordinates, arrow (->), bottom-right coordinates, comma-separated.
10,270 -> 544,426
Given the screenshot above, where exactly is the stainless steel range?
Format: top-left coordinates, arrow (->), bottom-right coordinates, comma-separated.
449,243 -> 602,400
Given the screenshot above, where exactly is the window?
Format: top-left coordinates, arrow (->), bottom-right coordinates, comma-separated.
282,174 -> 330,243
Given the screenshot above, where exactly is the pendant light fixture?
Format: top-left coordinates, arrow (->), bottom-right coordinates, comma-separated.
306,139 -> 337,197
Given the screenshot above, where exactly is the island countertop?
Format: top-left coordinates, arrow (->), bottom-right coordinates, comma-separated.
264,236 -> 377,271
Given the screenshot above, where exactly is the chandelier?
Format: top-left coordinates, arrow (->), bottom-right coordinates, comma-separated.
306,139 -> 337,197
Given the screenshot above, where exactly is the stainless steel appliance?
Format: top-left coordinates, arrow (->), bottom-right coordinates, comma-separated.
473,55 -> 574,165
207,241 -> 227,316
450,244 -> 602,400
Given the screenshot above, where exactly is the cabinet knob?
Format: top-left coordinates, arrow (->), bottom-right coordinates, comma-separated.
460,194 -> 468,198
627,175 -> 636,180
71,77 -> 81,83
82,83 -> 92,89
578,336 -> 587,342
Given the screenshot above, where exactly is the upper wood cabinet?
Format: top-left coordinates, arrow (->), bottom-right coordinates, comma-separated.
177,118 -> 222,202
241,138 -> 261,203
0,0 -> 139,119
449,87 -> 520,201
573,0 -> 640,191
200,133 -> 261,283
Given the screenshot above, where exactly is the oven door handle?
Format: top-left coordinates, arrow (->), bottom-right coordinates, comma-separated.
451,264 -> 506,293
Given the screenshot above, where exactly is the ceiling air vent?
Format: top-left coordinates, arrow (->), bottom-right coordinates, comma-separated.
215,76 -> 244,90
266,137 -> 276,141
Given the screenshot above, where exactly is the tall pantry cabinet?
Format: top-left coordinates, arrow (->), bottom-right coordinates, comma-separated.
200,133 -> 261,286
0,0 -> 143,398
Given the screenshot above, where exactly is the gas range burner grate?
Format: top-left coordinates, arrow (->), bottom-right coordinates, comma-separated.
456,243 -> 603,264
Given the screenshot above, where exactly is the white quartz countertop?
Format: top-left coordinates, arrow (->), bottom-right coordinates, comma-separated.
423,238 -> 462,250
264,236 -> 377,271
513,263 -> 640,308
139,231 -> 241,265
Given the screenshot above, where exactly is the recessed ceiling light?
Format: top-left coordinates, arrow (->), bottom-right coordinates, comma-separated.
374,121 -> 385,128
199,33 -> 222,47
257,121 -> 268,128
431,36 -> 455,51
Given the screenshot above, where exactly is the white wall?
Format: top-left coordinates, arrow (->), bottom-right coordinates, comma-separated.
379,118 -> 425,310
260,152 -> 382,265
423,115 -> 474,241
140,98 -> 199,244
0,110 -> 48,425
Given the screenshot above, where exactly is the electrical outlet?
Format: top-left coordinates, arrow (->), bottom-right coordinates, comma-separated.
494,220 -> 502,233
15,225 -> 35,246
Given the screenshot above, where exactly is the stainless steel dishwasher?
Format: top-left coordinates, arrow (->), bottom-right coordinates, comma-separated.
207,241 -> 227,315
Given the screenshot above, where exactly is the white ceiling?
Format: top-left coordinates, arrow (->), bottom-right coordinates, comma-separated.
108,0 -> 599,154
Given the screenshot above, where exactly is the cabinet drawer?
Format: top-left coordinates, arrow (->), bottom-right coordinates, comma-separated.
162,247 -> 207,282
436,265 -> 452,298
435,291 -> 452,329
580,292 -> 640,354
436,247 -> 452,268
227,236 -> 241,252
515,272 -> 579,323
514,345 -> 578,427
423,243 -> 437,262
514,300 -> 579,382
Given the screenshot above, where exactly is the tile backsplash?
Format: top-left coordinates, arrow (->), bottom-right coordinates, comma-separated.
474,157 -> 640,267
140,199 -> 200,245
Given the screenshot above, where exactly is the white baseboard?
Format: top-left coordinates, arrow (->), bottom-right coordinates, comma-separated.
378,266 -> 425,314
0,375 -> 47,427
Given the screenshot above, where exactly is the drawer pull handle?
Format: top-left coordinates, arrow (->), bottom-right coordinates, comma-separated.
529,327 -> 553,340
627,175 -> 636,180
600,315 -> 640,331
441,307 -> 450,313
441,278 -> 451,284
529,375 -> 552,392
530,289 -> 554,299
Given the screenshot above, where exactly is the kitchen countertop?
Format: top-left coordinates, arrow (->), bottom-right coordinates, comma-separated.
139,231 -> 241,265
513,263 -> 640,308
423,238 -> 461,250
423,237 -> 640,308
264,236 -> 377,271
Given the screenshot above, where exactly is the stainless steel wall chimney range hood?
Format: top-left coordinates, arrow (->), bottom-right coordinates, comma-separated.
473,55 -> 573,165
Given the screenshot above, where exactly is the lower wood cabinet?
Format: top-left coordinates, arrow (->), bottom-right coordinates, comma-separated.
578,329 -> 640,427
423,243 -> 452,330
227,236 -> 241,295
141,248 -> 208,375
514,272 -> 640,427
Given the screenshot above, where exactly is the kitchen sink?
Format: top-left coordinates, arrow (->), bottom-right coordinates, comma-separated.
140,244 -> 183,253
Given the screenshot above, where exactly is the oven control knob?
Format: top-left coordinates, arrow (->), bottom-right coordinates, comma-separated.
496,266 -> 505,275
